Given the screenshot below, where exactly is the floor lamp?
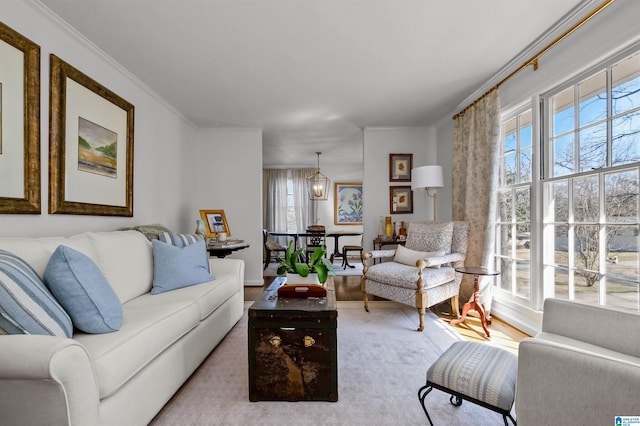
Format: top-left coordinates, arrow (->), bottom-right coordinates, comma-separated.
411,165 -> 444,221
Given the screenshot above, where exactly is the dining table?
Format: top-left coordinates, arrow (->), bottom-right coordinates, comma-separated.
268,230 -> 362,263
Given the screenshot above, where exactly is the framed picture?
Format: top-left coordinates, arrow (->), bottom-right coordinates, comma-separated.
334,182 -> 363,225
390,186 -> 413,214
49,54 -> 134,216
199,209 -> 231,237
389,153 -> 412,182
0,22 -> 41,214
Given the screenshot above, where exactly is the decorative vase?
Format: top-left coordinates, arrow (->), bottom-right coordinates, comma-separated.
195,219 -> 207,238
399,221 -> 407,238
385,216 -> 392,239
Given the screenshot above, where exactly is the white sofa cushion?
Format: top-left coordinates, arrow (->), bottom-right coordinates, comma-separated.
86,231 -> 153,303
75,294 -> 200,398
0,234 -> 97,279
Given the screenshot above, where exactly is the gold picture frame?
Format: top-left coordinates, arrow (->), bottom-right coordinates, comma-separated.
199,209 -> 231,237
49,54 -> 134,216
0,22 -> 41,214
334,182 -> 363,225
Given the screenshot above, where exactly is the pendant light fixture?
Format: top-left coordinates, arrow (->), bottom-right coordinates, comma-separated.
306,152 -> 330,201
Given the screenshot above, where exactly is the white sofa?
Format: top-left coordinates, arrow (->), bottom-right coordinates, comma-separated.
0,230 -> 244,425
516,298 -> 640,425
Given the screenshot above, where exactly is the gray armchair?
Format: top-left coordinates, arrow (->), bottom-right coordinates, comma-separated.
361,221 -> 469,331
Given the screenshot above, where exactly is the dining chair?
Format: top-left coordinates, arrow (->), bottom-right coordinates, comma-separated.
341,235 -> 363,269
304,225 -> 326,263
263,229 -> 287,270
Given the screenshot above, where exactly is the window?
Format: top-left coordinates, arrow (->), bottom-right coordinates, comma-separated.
496,109 -> 533,300
542,51 -> 640,310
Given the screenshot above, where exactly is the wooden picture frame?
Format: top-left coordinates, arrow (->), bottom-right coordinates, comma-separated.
334,182 -> 363,225
390,186 -> 413,214
389,153 -> 412,182
0,22 -> 41,214
199,209 -> 231,237
49,54 -> 134,216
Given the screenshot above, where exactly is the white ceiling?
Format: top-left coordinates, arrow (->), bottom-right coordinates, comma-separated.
38,0 -> 583,167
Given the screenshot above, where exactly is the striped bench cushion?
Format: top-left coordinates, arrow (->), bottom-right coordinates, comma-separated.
0,249 -> 72,337
427,340 -> 517,411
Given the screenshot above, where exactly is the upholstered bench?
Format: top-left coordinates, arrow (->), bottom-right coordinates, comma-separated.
418,341 -> 517,425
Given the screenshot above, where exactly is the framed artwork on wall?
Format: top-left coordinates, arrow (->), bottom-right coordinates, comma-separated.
390,186 -> 413,214
334,182 -> 363,225
200,209 -> 231,237
389,153 -> 412,182
0,22 -> 41,214
49,54 -> 135,216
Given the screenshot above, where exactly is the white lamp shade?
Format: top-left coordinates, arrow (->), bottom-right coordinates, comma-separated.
411,165 -> 444,190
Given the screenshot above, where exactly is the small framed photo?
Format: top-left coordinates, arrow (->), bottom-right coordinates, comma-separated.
389,153 -> 412,182
199,209 -> 231,237
390,186 -> 413,214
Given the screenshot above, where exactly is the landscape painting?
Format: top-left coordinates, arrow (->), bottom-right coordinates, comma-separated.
78,116 -> 117,178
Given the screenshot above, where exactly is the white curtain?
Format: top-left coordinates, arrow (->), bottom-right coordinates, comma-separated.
452,88 -> 501,315
291,169 -> 313,231
263,169 -> 314,246
263,169 -> 288,244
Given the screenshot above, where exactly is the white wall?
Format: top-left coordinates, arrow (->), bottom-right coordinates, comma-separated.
362,128 -> 437,251
0,2 -> 198,237
197,129 -> 263,286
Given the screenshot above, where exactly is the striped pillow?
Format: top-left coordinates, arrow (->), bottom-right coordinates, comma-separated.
157,232 -> 209,272
0,250 -> 72,337
157,232 -> 204,247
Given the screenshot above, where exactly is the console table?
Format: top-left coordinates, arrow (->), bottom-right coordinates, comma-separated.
206,241 -> 249,258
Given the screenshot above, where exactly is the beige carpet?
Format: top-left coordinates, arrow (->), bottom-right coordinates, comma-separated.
150,303 -> 512,425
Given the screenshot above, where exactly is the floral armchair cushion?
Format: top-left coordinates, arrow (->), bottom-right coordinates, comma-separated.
405,222 -> 454,253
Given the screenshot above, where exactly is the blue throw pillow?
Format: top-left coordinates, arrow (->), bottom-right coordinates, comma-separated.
44,245 -> 123,334
151,239 -> 214,294
0,249 -> 72,337
157,232 -> 210,272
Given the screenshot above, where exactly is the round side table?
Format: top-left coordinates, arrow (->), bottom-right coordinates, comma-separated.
450,267 -> 499,338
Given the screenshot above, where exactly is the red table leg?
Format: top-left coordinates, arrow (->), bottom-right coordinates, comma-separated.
450,274 -> 491,338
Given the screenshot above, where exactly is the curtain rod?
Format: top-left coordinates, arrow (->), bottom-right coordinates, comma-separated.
452,0 -> 616,120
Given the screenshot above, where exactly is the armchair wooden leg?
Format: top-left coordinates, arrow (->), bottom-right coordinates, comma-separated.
363,293 -> 369,312
417,308 -> 425,332
451,295 -> 460,318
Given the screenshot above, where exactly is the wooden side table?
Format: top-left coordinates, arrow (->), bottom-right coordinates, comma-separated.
450,267 -> 499,338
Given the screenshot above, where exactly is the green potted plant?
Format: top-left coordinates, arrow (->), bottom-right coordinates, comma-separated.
276,240 -> 335,284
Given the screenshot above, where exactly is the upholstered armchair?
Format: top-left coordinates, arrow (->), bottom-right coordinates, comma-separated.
361,221 -> 469,331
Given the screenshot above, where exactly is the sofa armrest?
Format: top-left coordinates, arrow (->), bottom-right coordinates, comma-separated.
0,335 -> 99,425
516,336 -> 640,425
209,258 -> 245,290
541,298 -> 640,358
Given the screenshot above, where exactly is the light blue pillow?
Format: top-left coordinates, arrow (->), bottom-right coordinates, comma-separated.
151,239 -> 214,294
44,245 -> 123,334
0,249 -> 72,337
157,232 -> 210,272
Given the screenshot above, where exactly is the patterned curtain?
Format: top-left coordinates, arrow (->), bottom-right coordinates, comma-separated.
452,88 -> 501,315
